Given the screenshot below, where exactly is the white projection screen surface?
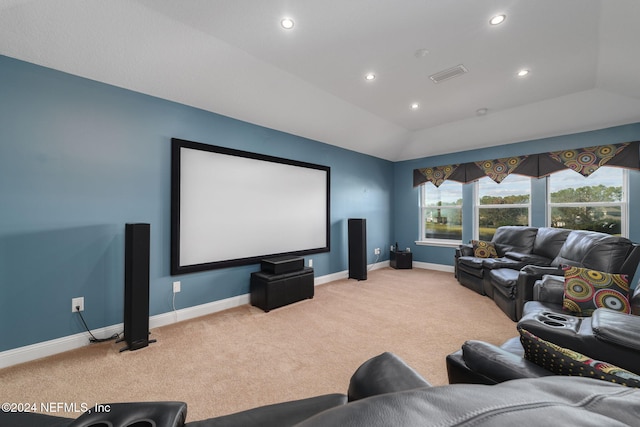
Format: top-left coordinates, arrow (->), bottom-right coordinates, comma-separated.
171,138 -> 330,275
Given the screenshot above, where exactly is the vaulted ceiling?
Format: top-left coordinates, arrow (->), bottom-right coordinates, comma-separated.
1,0 -> 639,161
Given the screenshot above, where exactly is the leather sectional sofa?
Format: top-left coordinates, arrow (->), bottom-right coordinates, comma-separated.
3,352 -> 640,426
455,226 -> 640,320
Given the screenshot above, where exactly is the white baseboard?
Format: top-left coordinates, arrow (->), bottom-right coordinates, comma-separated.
0,261 -> 450,369
0,323 -> 125,370
413,261 -> 455,273
0,294 -> 252,370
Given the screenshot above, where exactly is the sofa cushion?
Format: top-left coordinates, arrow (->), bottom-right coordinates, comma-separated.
519,328 -> 640,387
472,240 -> 498,258
552,230 -> 632,272
490,268 -> 519,291
482,257 -> 527,270
457,256 -> 486,278
562,266 -> 631,316
491,226 -> 538,256
532,227 -> 571,260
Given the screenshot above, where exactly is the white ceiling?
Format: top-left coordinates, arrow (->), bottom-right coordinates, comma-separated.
1,0 -> 640,161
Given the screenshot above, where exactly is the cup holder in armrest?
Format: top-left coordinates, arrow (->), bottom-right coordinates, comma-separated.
535,311 -> 571,328
541,320 -> 566,327
543,313 -> 569,322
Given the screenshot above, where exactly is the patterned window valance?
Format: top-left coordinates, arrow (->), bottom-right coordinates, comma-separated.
413,141 -> 639,187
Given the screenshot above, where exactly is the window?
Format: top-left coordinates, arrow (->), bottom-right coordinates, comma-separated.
548,166 -> 627,236
476,174 -> 531,240
419,180 -> 462,243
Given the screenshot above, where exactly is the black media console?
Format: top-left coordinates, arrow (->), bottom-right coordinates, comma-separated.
250,256 -> 314,312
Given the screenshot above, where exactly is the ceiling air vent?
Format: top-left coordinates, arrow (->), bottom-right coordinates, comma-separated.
429,64 -> 468,84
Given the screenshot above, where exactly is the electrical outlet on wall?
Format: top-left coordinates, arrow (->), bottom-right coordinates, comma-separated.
173,281 -> 181,293
72,297 -> 84,312
374,248 -> 381,255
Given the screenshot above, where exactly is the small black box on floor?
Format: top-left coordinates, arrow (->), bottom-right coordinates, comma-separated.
390,250 -> 412,269
251,267 -> 314,312
261,255 -> 304,275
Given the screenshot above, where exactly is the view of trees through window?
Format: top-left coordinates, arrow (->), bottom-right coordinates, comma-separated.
549,167 -> 624,235
477,174 -> 530,240
420,166 -> 626,243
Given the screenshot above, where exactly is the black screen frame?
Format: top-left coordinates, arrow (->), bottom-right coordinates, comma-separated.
170,138 -> 331,275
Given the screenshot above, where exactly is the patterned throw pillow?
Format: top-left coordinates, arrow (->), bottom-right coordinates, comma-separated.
471,240 -> 498,258
519,328 -> 640,388
562,266 -> 630,316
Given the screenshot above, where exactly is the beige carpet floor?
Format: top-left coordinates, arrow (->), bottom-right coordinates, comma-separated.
0,268 -> 517,422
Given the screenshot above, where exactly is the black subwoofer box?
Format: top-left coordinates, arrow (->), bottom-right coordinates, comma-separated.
261,255 -> 304,275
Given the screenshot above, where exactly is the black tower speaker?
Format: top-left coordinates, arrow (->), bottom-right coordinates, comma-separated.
348,218 -> 367,281
120,223 -> 155,352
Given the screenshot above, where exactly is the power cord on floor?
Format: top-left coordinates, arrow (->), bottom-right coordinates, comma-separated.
75,306 -> 121,343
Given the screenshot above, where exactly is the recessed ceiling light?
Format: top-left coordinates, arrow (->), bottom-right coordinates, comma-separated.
280,17 -> 295,30
517,69 -> 530,77
476,108 -> 488,116
489,14 -> 506,25
364,73 -> 376,81
411,103 -> 420,110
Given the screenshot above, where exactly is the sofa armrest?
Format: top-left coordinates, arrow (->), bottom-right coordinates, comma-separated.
457,244 -> 474,257
347,352 -> 431,402
591,308 -> 640,352
505,252 -> 552,266
70,402 -> 187,427
520,264 -> 565,277
515,265 -> 565,320
461,340 -> 553,383
533,275 -> 565,303
187,394 -> 347,427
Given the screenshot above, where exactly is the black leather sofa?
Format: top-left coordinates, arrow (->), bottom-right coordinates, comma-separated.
4,352 -> 640,427
455,226 -> 640,320
446,285 -> 640,385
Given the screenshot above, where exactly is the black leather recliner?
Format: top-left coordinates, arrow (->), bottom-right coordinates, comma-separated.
446,286 -> 640,385
4,352 -> 640,427
490,230 -> 640,320
509,233 -> 640,320
456,226 -> 538,295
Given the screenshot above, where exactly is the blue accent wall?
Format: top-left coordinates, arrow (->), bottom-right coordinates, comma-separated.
2,53 -> 640,354
394,123 -> 640,275
0,55 -> 393,352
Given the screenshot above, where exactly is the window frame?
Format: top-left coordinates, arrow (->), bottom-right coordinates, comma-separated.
546,167 -> 628,237
417,181 -> 463,248
473,175 -> 532,240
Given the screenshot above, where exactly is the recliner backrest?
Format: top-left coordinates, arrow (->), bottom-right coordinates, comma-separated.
552,230 -> 633,273
532,227 -> 571,260
491,226 -> 537,256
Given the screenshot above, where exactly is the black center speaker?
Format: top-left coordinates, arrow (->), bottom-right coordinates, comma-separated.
348,218 -> 367,281
120,223 -> 155,352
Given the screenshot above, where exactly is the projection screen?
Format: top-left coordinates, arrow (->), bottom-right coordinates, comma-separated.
171,138 -> 330,275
